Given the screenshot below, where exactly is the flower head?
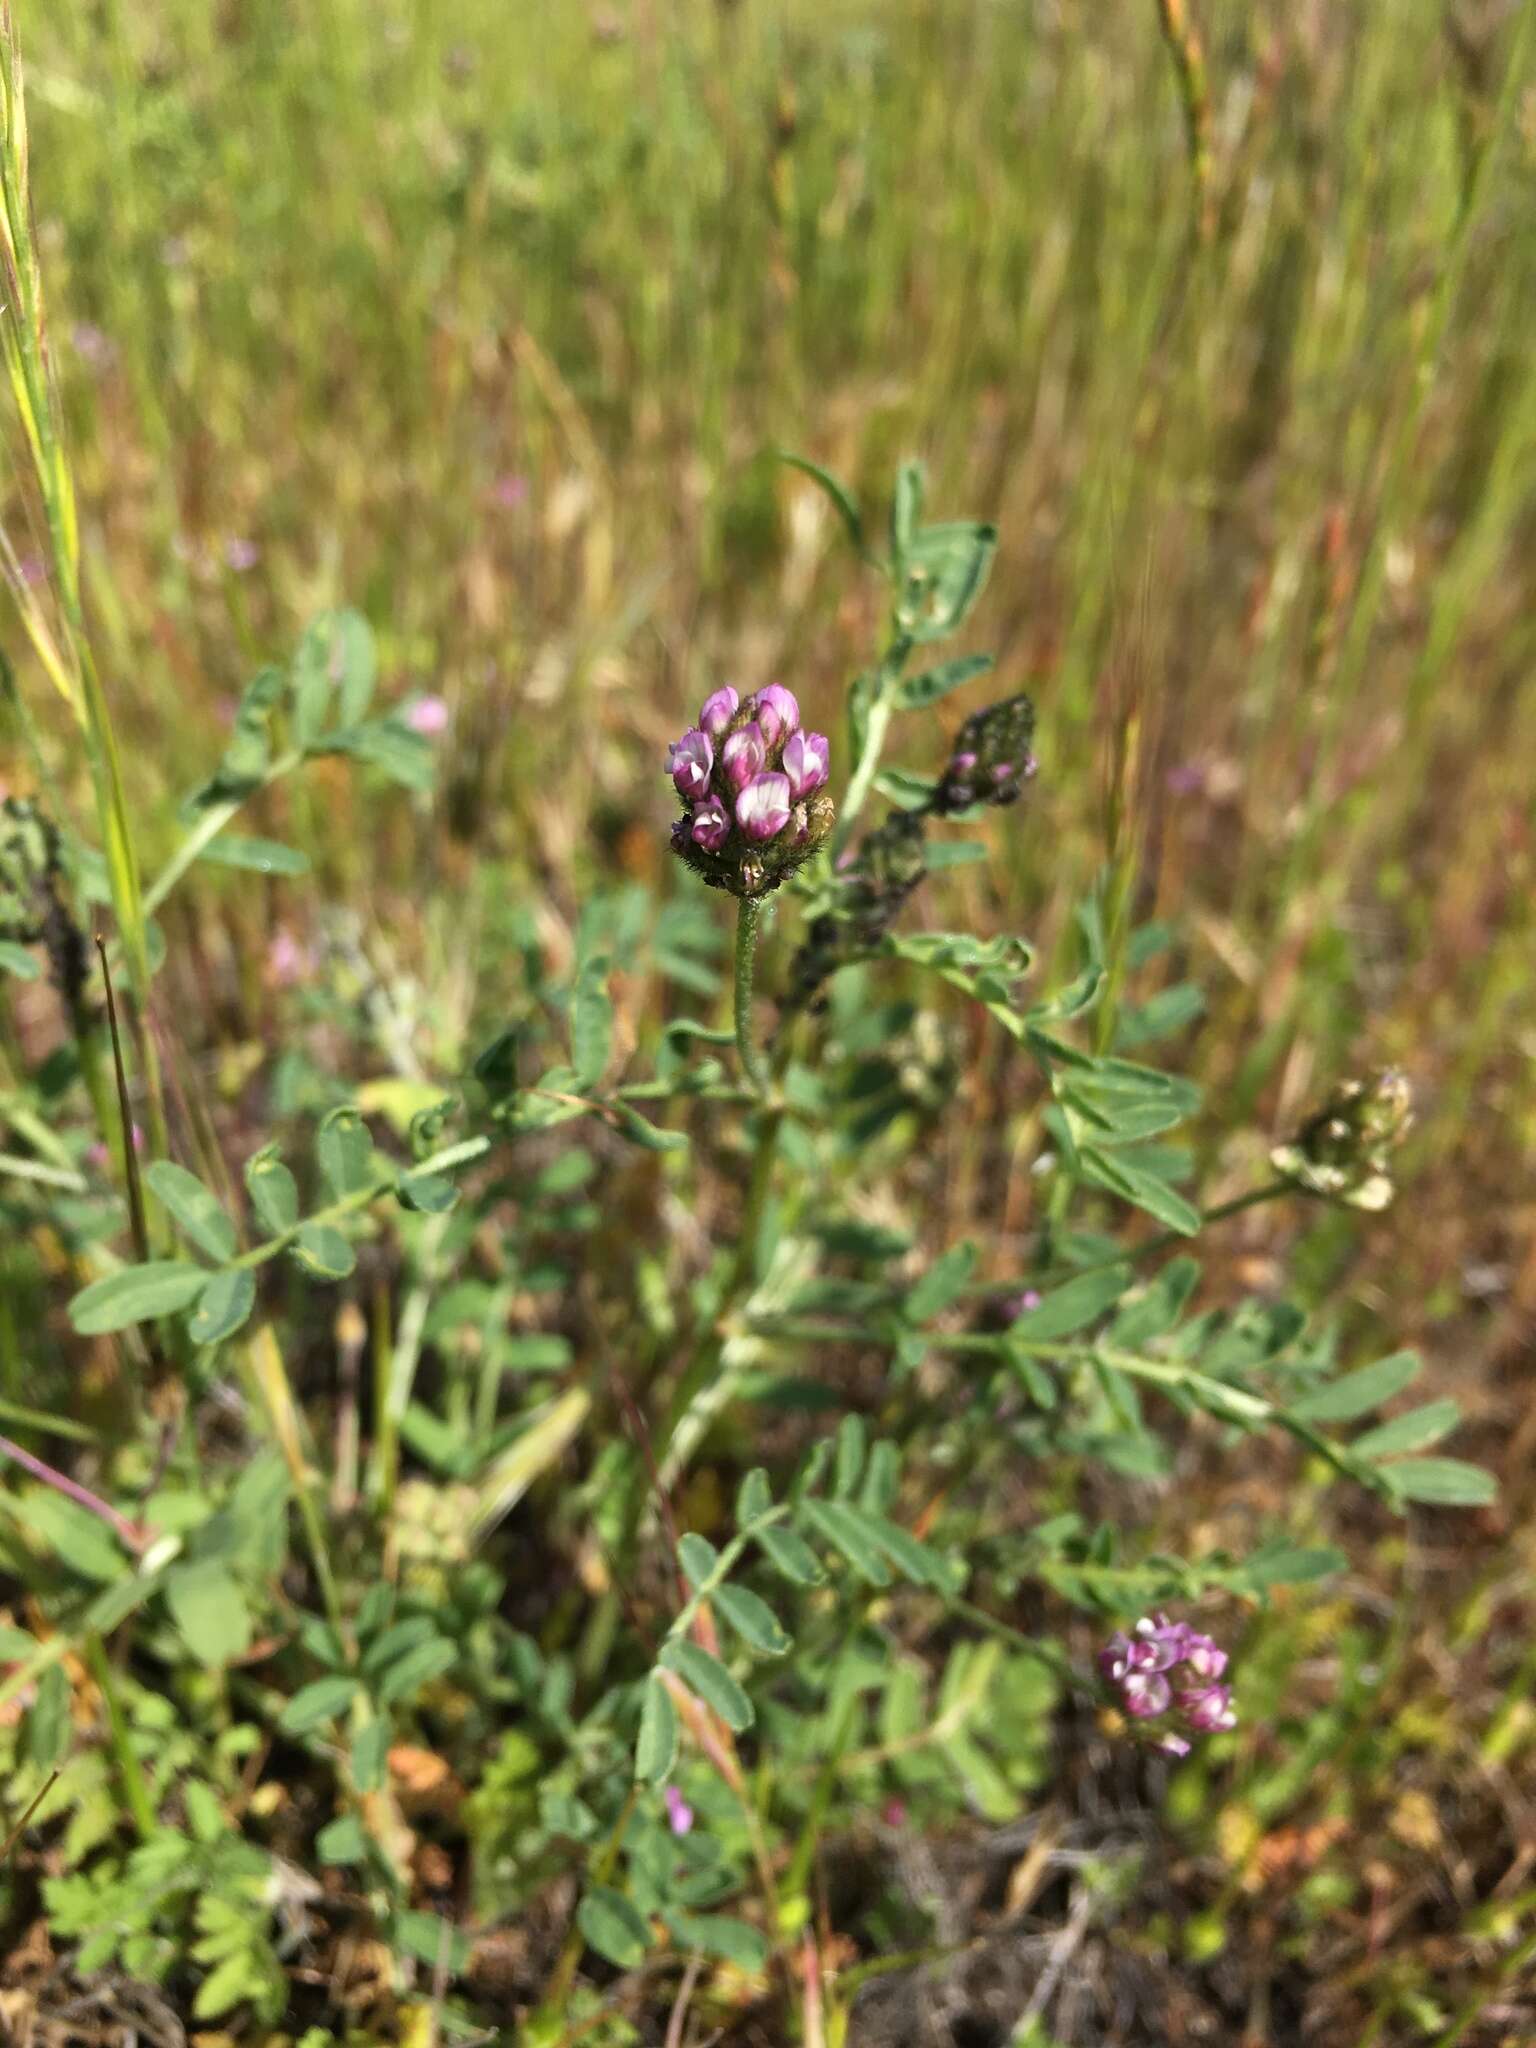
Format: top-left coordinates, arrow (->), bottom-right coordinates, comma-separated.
666,682 -> 834,898
407,695 -> 450,736
1270,1069 -> 1412,1212
930,694 -> 1038,815
1098,1613 -> 1237,1757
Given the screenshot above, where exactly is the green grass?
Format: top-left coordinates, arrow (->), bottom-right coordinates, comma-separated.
2,0 -> 1535,2040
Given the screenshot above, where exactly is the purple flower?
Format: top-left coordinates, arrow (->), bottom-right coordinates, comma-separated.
1182,1634 -> 1228,1681
71,321 -> 116,371
689,794 -> 731,852
736,772 -> 792,843
720,722 -> 766,793
408,695 -> 449,736
1122,1671 -> 1172,1719
782,729 -> 830,799
492,474 -> 529,509
1099,1613 -> 1237,1753
1177,1684 -> 1237,1733
750,684 -> 800,746
698,685 -> 739,738
663,1786 -> 694,1836
224,537 -> 259,574
668,728 -> 714,801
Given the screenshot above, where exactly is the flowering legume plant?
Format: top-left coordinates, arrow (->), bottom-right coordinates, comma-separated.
1,408 -> 1494,2041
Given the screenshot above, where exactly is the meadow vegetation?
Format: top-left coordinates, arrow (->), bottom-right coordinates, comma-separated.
0,1 -> 1534,2042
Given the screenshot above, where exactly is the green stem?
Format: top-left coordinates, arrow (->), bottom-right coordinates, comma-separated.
733,896 -> 770,1100
84,1633 -> 156,1842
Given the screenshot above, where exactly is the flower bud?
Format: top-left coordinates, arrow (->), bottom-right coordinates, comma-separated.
736,772 -> 793,843
690,794 -> 731,852
720,722 -> 766,793
698,685 -> 740,737
667,727 -> 714,801
930,693 -> 1037,815
1270,1069 -> 1412,1211
783,729 -> 830,799
751,683 -> 800,746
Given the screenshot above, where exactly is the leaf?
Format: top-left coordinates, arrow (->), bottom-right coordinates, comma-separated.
1353,1399 -> 1461,1461
316,1815 -> 369,1865
894,520 -> 997,644
891,460 -> 925,560
290,1224 -> 356,1280
279,1675 -> 358,1733
244,1145 -> 298,1233
578,1885 -> 651,1969
854,1509 -> 954,1590
1079,1150 -> 1201,1235
906,1240 -> 977,1323
659,1640 -> 754,1730
329,718 -> 435,790
663,1910 -> 768,1970
677,1533 -> 719,1591
755,1522 -> 825,1585
393,1910 -> 471,1974
70,1261 -> 210,1335
735,1468 -> 773,1524
832,1413 -> 867,1499
1290,1351 -> 1421,1423
396,1170 -> 458,1213
187,1268 -> 256,1346
1007,1266 -> 1132,1343
776,451 -> 867,559
570,953 -> 614,1090
316,1106 -> 374,1199
1243,1544 -> 1347,1589
712,1583 -> 791,1657
635,1674 -> 679,1784
165,1562 -> 251,1667
375,1635 -> 457,1705
0,941 -> 40,979
145,1161 -> 238,1261
894,653 -> 994,711
611,1101 -> 688,1152
1379,1458 -> 1496,1507
800,1499 -> 892,1586
198,834 -> 310,876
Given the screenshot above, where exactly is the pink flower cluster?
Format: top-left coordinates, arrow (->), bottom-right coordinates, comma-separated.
1098,1613 -> 1236,1758
665,683 -> 835,898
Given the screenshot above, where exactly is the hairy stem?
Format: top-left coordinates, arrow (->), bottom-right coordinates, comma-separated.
733,895 -> 771,1100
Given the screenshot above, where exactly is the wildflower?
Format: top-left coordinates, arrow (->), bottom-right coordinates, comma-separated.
407,695 -> 450,737
752,683 -> 800,746
668,728 -> 714,801
666,684 -> 834,899
736,772 -> 792,843
492,474 -> 528,508
1270,1069 -> 1412,1212
1098,1612 -> 1236,1757
720,722 -> 765,793
224,537 -> 260,574
698,685 -> 739,738
783,729 -> 830,799
71,320 -> 116,371
663,1785 -> 694,1837
929,693 -> 1037,815
689,794 -> 731,852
